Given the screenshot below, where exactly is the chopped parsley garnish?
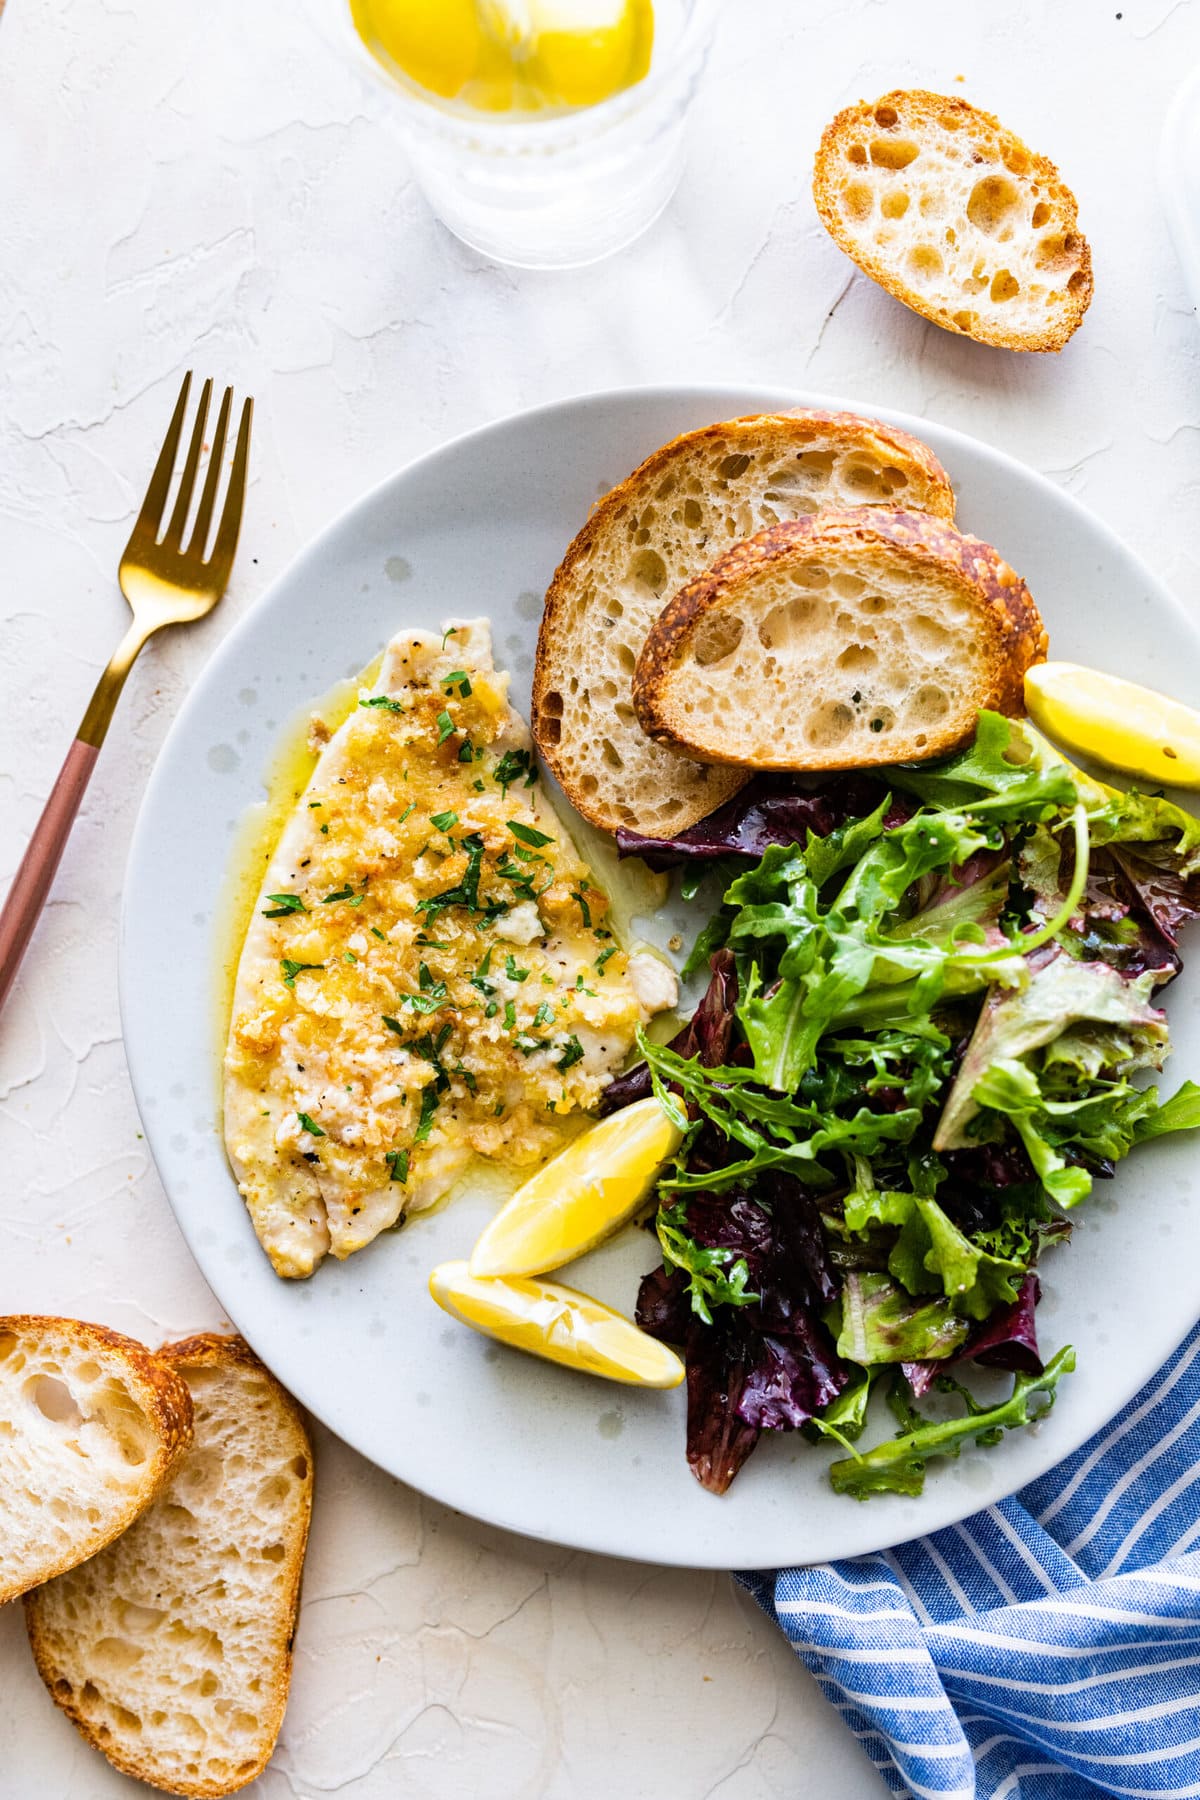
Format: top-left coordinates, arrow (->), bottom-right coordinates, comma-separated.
595,946 -> 618,972
457,739 -> 475,763
570,887 -> 593,928
574,974 -> 597,996
417,833 -> 485,925
281,959 -> 323,989
455,1063 -> 478,1094
430,809 -> 459,832
443,670 -> 472,697
344,951 -> 357,965
505,954 -> 529,982
473,779 -> 485,793
308,800 -> 323,809
296,1111 -> 325,1137
441,625 -> 459,648
532,1001 -> 555,1029
262,893 -> 307,917
506,820 -> 553,849
398,803 -> 416,824
322,886 -> 354,904
436,710 -> 456,745
556,1036 -> 585,1072
360,695 -> 404,714
503,1000 -> 518,1031
493,748 -> 536,794
515,1033 -> 545,1055
385,1148 -> 409,1183
414,1085 -> 440,1142
382,1014 -> 405,1037
371,926 -> 387,941
485,1001 -> 499,1018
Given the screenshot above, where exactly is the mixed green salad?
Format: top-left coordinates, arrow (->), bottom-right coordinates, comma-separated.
607,713 -> 1200,1499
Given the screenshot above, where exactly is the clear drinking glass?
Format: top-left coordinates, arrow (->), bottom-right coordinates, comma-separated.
331,0 -> 722,269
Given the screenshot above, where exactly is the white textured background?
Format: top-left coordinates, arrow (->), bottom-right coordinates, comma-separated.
3,0 -> 1200,1793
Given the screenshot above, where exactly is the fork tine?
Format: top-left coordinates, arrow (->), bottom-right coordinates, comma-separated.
163,376 -> 212,549
187,385 -> 232,558
130,371 -> 192,542
206,396 -> 254,576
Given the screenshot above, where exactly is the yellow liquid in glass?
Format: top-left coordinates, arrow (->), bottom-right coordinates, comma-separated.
349,0 -> 655,114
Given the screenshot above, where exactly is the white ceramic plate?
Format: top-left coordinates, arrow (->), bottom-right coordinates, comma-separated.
122,385 -> 1200,1569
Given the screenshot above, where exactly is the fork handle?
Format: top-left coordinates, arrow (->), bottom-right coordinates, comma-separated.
0,737 -> 101,1013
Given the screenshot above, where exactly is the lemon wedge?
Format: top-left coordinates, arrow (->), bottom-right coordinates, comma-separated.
429,1261 -> 684,1386
470,1096 -> 683,1279
351,0 -> 654,112
531,0 -> 655,108
351,0 -> 483,99
1025,662 -> 1200,789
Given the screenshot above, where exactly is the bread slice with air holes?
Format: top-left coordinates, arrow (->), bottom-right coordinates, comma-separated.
0,1316 -> 193,1606
812,89 -> 1093,352
25,1335 -> 313,1800
531,409 -> 956,837
632,509 -> 1048,771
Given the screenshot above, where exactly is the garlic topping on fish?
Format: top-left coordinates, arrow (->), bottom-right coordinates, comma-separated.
223,620 -> 677,1278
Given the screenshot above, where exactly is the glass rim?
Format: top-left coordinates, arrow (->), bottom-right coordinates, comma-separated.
337,0 -> 723,150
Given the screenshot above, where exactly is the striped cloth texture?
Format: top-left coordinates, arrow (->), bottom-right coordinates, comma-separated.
740,1322 -> 1200,1799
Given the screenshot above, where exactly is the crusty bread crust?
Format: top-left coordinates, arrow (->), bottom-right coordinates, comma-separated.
531,409 -> 956,837
26,1334 -> 313,1799
633,508 -> 1048,770
0,1316 -> 193,1605
813,89 -> 1093,352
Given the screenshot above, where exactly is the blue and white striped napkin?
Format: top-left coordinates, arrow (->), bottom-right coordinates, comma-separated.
741,1324 -> 1200,1798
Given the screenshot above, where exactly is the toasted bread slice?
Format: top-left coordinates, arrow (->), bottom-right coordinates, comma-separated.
26,1335 -> 313,1799
0,1316 -> 193,1606
531,410 -> 956,836
633,509 -> 1048,771
813,89 -> 1093,352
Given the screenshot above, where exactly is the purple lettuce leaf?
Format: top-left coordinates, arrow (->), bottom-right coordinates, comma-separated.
736,1328 -> 846,1431
964,1272 -> 1043,1374
635,1264 -> 693,1344
684,1318 -> 761,1495
616,772 -> 893,869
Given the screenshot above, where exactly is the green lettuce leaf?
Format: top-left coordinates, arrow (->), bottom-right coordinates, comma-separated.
886,712 -> 1078,823
1133,1080 -> 1200,1141
935,954 -> 1169,1151
829,1346 -> 1075,1499
836,1272 -> 970,1364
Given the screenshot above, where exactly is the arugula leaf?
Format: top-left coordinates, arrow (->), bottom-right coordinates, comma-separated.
828,1346 -> 1075,1499
657,1201 -> 757,1325
886,712 -> 1078,823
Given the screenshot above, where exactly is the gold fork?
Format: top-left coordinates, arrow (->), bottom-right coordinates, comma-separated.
0,371 -> 253,1013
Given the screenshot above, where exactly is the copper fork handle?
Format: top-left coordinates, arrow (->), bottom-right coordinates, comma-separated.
0,736 -> 101,1013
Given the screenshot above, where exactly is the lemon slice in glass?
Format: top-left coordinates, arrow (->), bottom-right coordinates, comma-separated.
351,0 -> 484,99
530,0 -> 655,108
1025,662 -> 1200,788
429,1262 -> 685,1386
470,1096 -> 684,1279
